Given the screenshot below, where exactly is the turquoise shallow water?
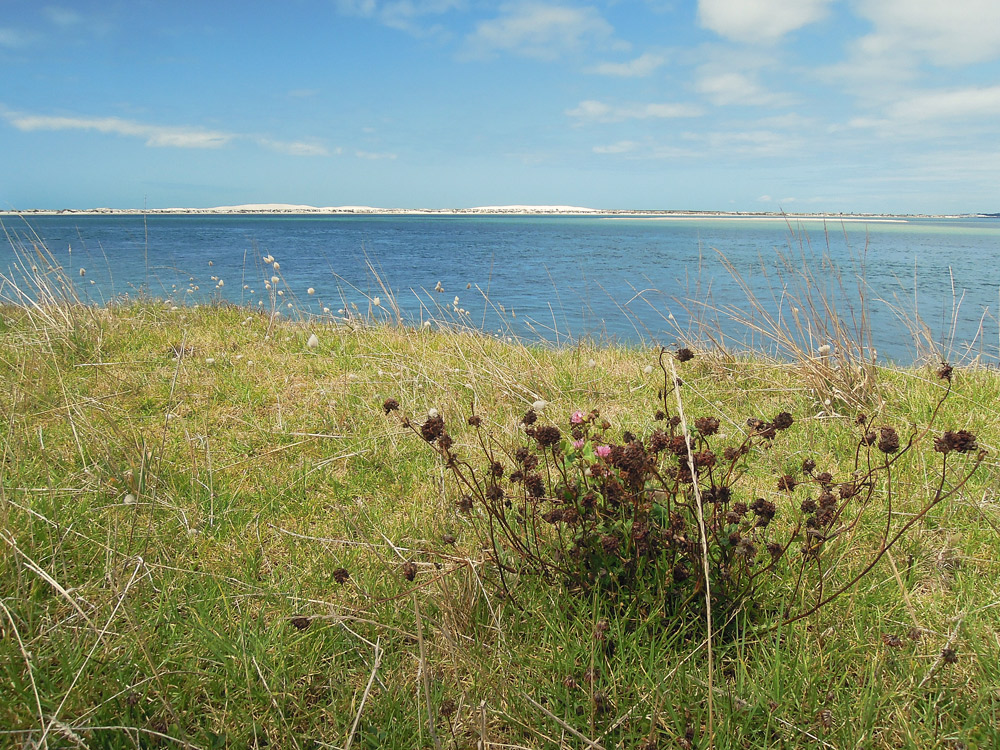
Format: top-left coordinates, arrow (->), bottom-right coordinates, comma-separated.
2,214 -> 998,364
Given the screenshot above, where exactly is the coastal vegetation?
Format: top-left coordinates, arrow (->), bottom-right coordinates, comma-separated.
0,244 -> 998,748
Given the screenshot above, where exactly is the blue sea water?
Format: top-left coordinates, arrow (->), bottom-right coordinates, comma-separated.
2,213 -> 999,364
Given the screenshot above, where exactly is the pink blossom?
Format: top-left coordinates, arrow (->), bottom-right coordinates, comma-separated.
570,410 -> 585,424
595,445 -> 611,459
573,438 -> 585,450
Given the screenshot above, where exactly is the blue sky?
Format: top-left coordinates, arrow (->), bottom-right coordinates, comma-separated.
2,0 -> 1000,213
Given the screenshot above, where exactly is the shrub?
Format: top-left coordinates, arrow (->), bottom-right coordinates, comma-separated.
386,351 -> 985,628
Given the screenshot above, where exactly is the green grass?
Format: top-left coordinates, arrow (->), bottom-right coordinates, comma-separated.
1,301 -> 998,749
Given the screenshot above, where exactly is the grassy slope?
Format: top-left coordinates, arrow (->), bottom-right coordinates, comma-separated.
0,302 -> 998,749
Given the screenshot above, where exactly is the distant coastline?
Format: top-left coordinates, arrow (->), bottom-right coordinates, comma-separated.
0,203 -> 987,220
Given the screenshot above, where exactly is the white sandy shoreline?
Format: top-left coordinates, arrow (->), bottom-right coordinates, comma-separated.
0,203 -> 982,220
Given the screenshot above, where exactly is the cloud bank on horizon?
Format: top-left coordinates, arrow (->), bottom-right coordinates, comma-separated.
1,0 -> 999,213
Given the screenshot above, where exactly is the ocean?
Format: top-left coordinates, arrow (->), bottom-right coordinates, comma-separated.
2,213 -> 999,364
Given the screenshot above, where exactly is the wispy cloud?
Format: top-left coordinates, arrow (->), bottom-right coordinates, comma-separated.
593,126 -> 802,161
44,7 -> 84,27
698,0 -> 834,44
259,138 -> 331,157
568,99 -> 703,122
593,140 -> 639,154
2,109 -> 330,156
592,139 -> 698,159
335,0 -> 464,36
694,68 -> 790,107
6,112 -> 234,148
853,0 -> 1000,67
888,85 -> 1000,121
0,27 -> 33,48
462,3 -> 623,61
355,150 -> 398,159
587,52 -> 665,77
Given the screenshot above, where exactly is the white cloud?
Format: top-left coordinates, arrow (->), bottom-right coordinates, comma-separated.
567,99 -> 703,122
694,70 -> 789,107
0,27 -> 32,48
335,0 -> 464,35
258,138 -> 331,157
591,139 -> 699,160
593,140 -> 639,154
888,85 -> 1000,121
463,3 -> 621,61
587,52 -> 666,77
6,113 -> 234,148
44,7 -> 84,27
823,1 -> 1000,98
685,128 -> 802,157
854,0 -> 1000,66
3,110 -> 330,156
698,0 -> 833,44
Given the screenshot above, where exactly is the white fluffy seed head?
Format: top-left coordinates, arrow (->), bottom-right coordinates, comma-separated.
307,287 -> 315,295
307,333 -> 319,348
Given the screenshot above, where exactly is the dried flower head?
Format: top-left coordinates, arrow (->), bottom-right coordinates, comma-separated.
542,509 -> 564,524
777,475 -> 797,492
522,409 -> 538,426
401,561 -> 418,581
382,398 -> 400,415
421,414 -> 446,443
878,427 -> 900,454
593,619 -> 610,641
934,429 -> 978,454
773,412 -> 794,431
675,347 -> 695,362
534,425 -> 562,448
439,699 -> 456,718
467,414 -> 482,427
694,416 -> 720,436
290,616 -> 312,631
936,363 -> 954,382
332,568 -> 350,584
524,473 -> 545,498
942,647 -> 959,664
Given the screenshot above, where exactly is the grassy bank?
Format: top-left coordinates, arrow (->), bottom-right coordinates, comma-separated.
1,302 -> 998,749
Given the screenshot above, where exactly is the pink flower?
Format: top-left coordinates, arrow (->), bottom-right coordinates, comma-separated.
570,410 -> 585,424
595,445 -> 611,459
573,438 -> 585,450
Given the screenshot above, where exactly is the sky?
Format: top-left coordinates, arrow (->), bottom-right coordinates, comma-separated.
2,1 -> 1000,214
